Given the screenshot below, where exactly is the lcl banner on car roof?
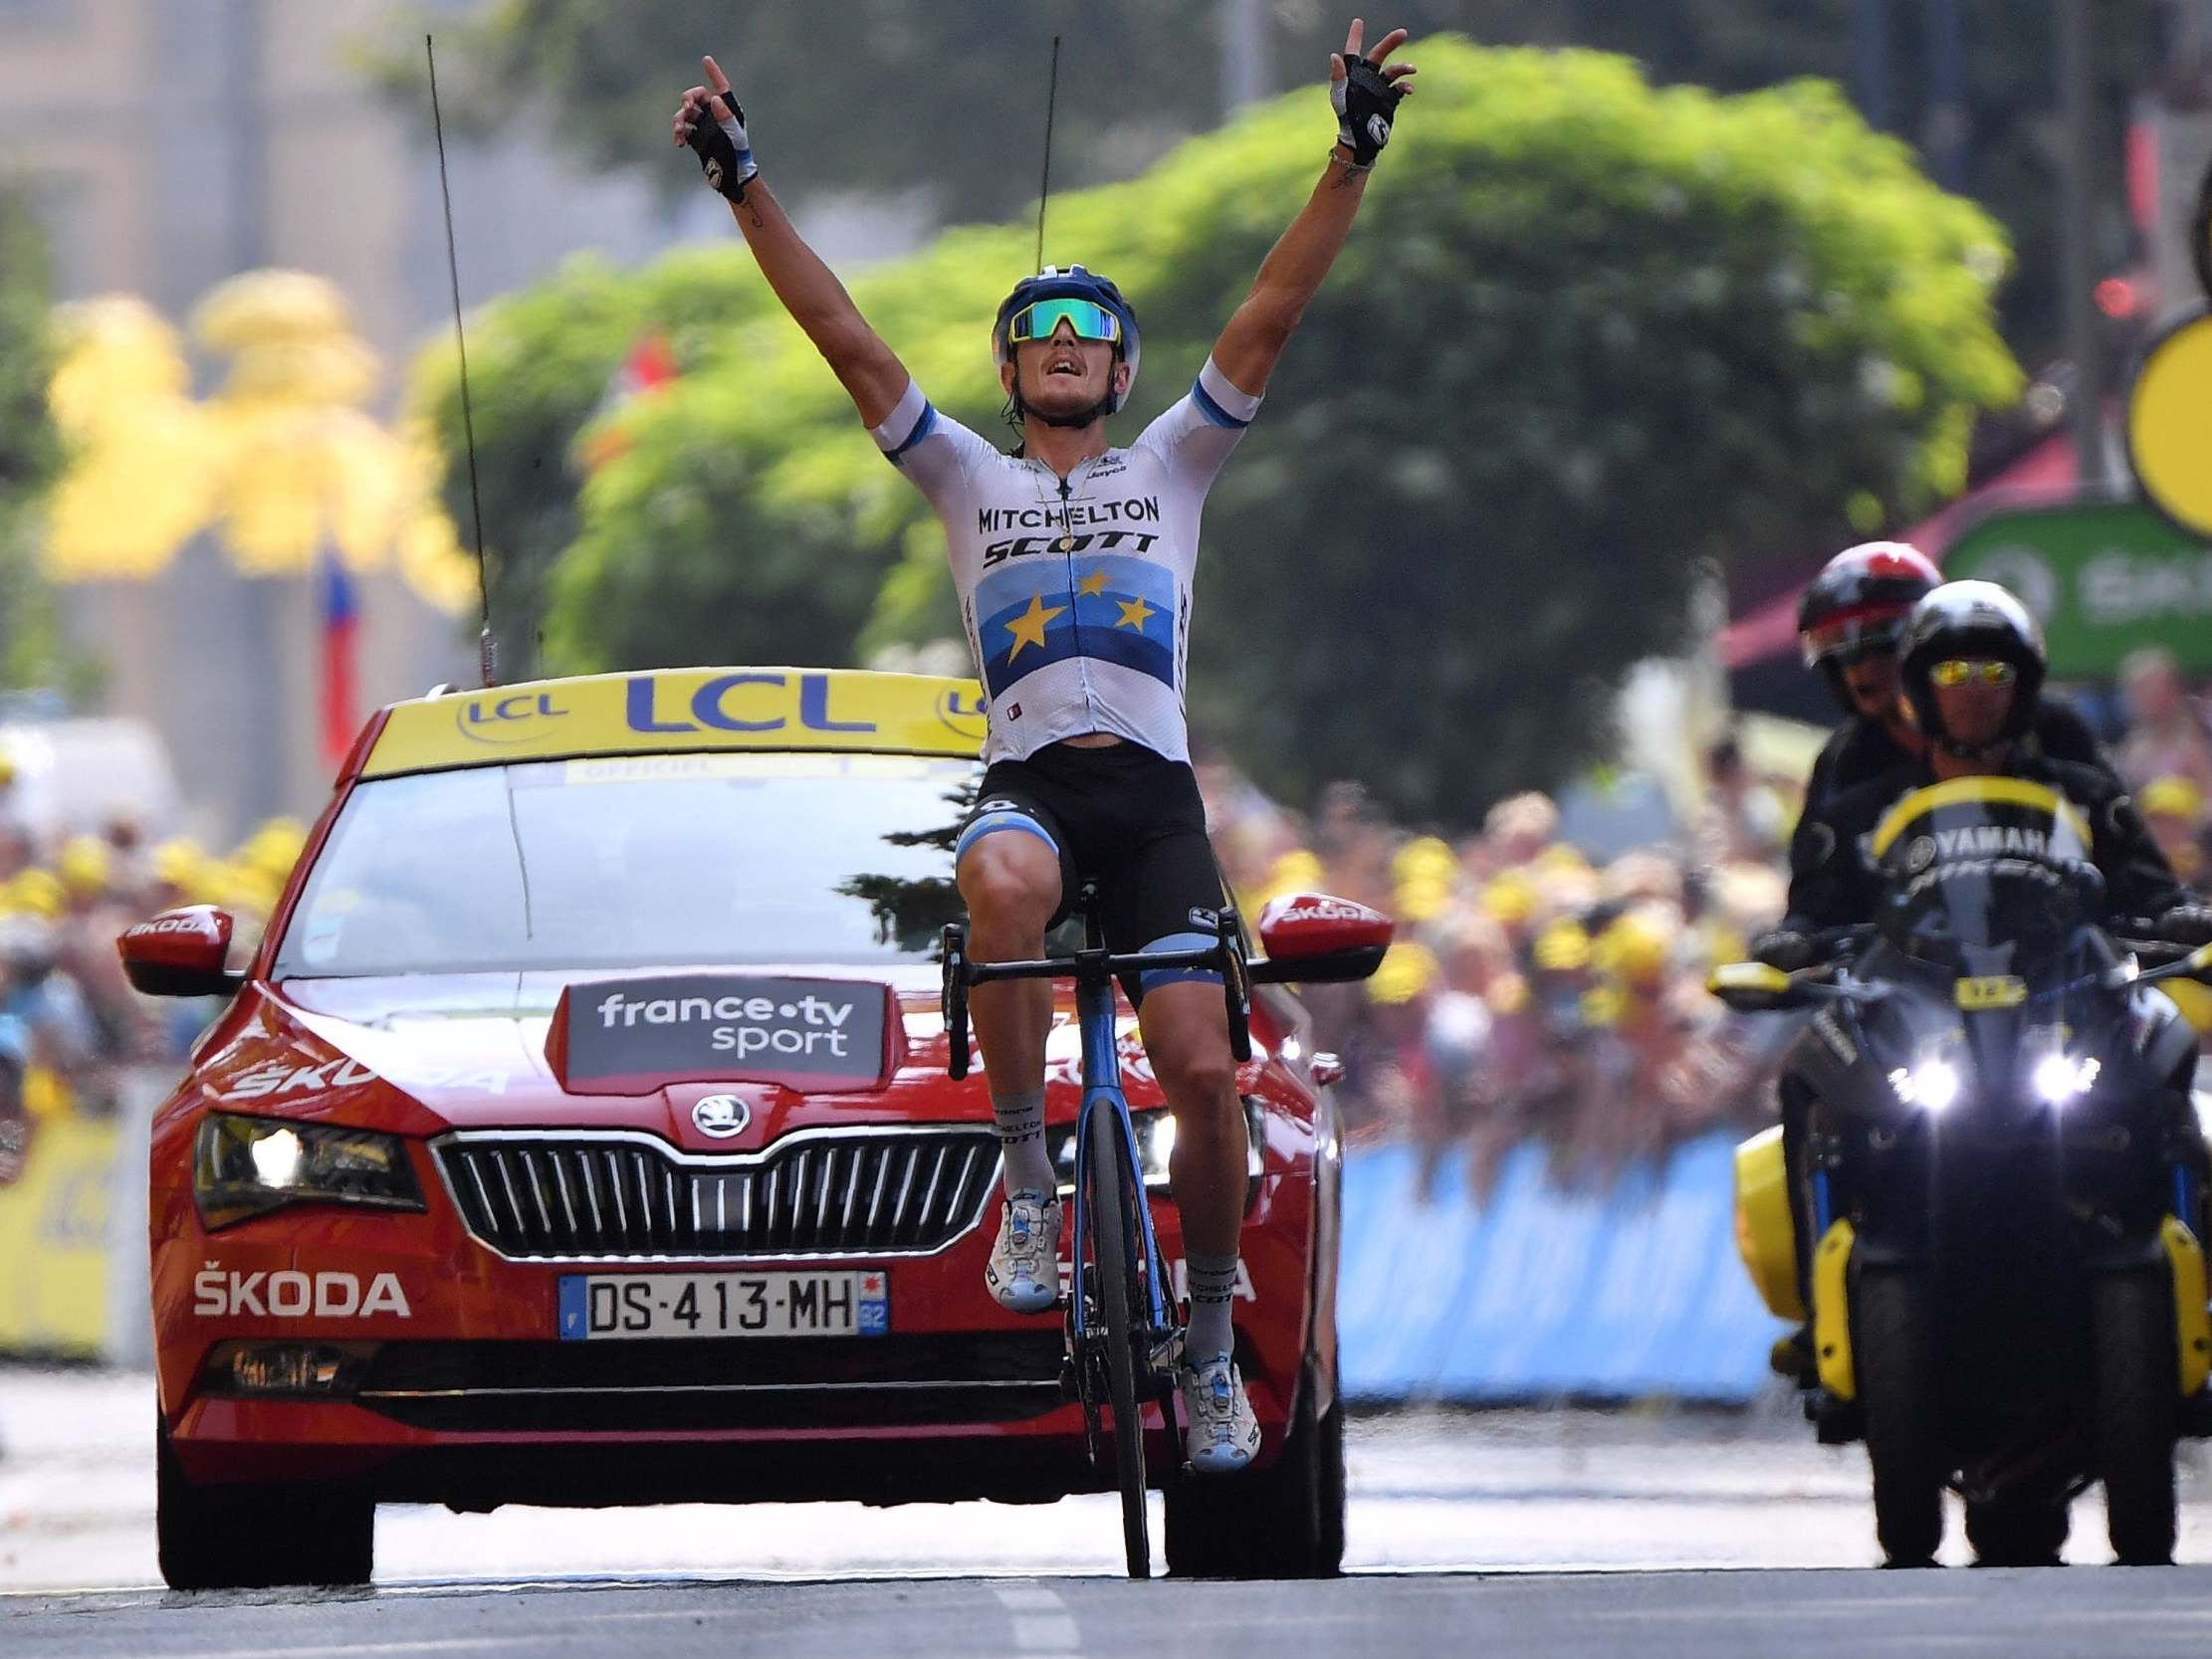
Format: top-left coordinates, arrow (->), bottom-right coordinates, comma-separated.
362,668 -> 988,776
548,974 -> 897,1095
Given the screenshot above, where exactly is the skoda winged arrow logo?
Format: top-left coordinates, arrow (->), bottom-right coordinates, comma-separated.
692,1094 -> 751,1139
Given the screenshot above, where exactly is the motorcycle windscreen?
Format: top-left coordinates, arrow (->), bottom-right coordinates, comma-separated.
1867,779 -> 2098,975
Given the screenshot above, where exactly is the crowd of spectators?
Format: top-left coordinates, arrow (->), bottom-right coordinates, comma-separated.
1197,646 -> 2212,1194
0,747 -> 303,1178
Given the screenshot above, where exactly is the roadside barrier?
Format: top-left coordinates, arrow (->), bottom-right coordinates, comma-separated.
0,1069 -> 163,1364
1337,1133 -> 1787,1404
2,1080 -> 1786,1396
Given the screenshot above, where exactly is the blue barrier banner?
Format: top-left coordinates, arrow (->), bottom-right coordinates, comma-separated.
1338,1133 -> 1787,1404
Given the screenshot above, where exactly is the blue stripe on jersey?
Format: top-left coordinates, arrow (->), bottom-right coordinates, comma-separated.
885,402 -> 939,463
975,554 -> 1179,699
1190,376 -> 1249,430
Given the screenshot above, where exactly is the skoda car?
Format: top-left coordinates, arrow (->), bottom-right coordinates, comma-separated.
127,667 -> 1379,1588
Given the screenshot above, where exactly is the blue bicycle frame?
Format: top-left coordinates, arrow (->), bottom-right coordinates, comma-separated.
1066,969 -> 1175,1363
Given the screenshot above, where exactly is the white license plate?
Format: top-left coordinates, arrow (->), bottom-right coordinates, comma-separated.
557,1270 -> 887,1341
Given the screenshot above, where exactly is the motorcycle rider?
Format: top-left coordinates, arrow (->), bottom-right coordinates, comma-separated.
1756,582 -> 2212,1369
1775,582 -> 2207,941
1788,542 -> 2106,872
672,21 -> 1416,1473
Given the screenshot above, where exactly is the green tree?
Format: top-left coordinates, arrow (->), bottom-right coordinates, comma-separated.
0,191 -> 64,691
379,0 -> 1230,227
424,39 -> 2019,822
384,0 -> 2160,361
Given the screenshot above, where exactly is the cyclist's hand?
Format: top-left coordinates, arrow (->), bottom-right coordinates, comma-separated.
673,54 -> 757,201
1329,18 -> 1416,168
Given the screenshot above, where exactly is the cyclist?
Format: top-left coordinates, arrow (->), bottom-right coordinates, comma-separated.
673,19 -> 1415,1473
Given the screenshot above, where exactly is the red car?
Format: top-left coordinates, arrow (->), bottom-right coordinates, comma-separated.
126,667 -> 1384,1588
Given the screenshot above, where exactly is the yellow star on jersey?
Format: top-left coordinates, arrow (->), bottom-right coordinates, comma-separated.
1114,595 -> 1158,631
1002,592 -> 1068,661
1075,568 -> 1112,598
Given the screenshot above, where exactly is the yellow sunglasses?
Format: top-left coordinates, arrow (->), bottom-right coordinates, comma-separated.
1929,658 -> 2018,688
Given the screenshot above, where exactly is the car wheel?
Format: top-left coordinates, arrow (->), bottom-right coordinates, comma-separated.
157,1414 -> 374,1590
1164,1355 -> 1344,1578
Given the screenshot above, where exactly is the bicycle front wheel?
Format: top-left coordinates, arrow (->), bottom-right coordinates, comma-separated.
1085,1105 -> 1152,1579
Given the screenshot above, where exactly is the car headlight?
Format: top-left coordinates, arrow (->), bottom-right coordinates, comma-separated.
194,1113 -> 425,1230
1888,1060 -> 1960,1114
1048,1101 -> 1266,1194
2032,1053 -> 2101,1106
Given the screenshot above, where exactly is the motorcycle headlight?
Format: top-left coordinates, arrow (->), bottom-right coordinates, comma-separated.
1048,1100 -> 1266,1194
2032,1053 -> 2101,1106
194,1113 -> 424,1230
1889,1060 -> 1960,1114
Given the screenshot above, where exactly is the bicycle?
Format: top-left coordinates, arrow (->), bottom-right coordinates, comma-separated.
940,884 -> 1250,1581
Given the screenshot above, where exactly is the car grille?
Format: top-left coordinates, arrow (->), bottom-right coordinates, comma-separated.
435,1129 -> 999,1261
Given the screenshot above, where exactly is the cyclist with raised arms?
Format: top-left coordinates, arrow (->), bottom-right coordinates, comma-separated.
673,19 -> 1414,1473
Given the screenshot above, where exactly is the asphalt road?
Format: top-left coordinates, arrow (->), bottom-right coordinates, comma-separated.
8,1367 -> 2212,1655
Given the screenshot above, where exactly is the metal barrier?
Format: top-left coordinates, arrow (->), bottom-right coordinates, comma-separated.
0,1067 -> 168,1365
1337,1133 -> 1788,1405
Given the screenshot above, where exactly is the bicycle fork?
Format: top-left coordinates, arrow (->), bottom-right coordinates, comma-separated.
1067,989 -> 1182,1463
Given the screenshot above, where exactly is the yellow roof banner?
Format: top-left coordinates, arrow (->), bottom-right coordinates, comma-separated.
361,668 -> 989,778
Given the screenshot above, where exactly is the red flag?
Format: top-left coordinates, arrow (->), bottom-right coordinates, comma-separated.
320,551 -> 360,767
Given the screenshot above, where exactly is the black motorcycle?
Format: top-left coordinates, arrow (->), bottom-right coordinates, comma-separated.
1717,780 -> 2212,1566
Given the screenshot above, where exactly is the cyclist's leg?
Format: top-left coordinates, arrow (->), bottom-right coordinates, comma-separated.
957,770 -> 1077,1314
956,770 -> 1075,1188
1095,751 -> 1260,1470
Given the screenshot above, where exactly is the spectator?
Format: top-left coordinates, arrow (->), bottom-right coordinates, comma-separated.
2115,648 -> 2212,796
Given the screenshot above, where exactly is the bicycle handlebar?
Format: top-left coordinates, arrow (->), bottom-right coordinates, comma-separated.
965,942 -> 1233,986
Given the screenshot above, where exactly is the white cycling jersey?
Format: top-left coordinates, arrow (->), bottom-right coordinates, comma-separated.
869,358 -> 1261,766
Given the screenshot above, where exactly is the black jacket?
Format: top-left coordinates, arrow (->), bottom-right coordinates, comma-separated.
1781,700 -> 2110,933
1799,699 -> 2106,815
1782,752 -> 2188,937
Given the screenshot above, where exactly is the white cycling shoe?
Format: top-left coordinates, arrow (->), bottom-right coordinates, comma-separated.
984,1193 -> 1062,1315
1179,1351 -> 1262,1475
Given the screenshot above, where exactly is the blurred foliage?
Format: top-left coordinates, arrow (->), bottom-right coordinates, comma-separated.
415,39 -> 2019,824
0,191 -> 66,690
42,274 -> 474,608
375,0 -> 1256,226
377,0 -> 2162,361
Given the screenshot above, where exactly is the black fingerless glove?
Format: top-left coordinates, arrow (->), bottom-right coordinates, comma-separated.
1751,930 -> 1818,973
1331,54 -> 1404,168
684,96 -> 757,202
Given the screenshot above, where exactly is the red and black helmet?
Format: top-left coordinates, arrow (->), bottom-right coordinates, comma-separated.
1797,541 -> 1941,709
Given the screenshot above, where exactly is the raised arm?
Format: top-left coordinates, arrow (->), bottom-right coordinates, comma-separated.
1211,20 -> 1415,399
674,56 -> 909,428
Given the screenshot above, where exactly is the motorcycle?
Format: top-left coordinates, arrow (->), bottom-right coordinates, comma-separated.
1714,778 -> 2212,1565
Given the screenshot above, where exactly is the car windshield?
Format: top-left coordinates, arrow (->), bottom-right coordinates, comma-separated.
273,753 -> 978,977
1874,791 -> 2097,974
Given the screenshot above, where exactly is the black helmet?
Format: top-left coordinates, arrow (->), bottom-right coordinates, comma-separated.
992,265 -> 1142,420
1897,580 -> 2047,755
1797,541 -> 1941,713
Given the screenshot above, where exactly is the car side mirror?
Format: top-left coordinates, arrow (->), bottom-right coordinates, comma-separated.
1248,892 -> 1394,984
1706,960 -> 1811,1013
118,906 -> 245,998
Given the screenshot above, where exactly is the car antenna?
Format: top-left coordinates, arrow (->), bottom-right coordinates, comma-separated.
426,34 -> 497,689
1034,34 -> 1060,275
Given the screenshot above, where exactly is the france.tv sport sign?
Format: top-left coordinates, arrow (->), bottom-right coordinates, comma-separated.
549,974 -> 895,1095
